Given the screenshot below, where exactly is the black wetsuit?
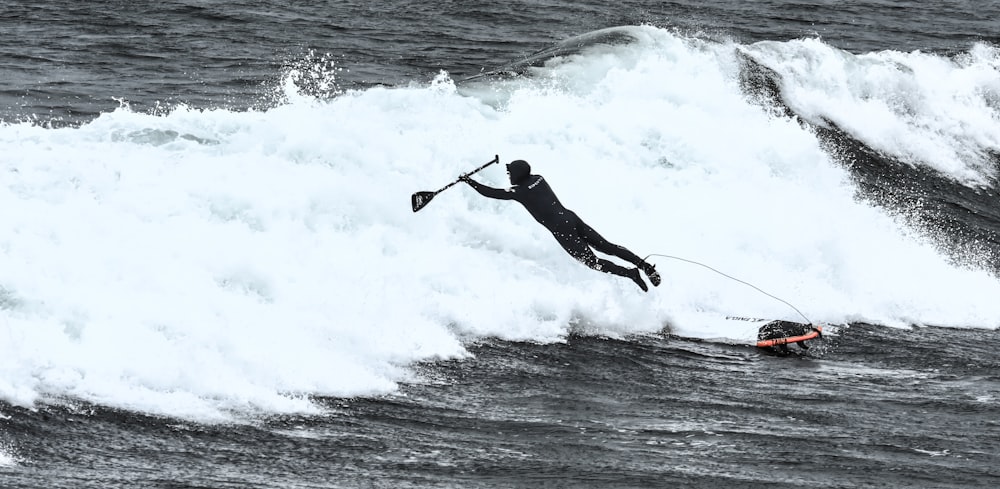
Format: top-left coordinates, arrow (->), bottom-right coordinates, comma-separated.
464,167 -> 644,280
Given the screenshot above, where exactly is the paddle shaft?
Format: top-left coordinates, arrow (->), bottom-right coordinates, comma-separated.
411,155 -> 499,212
433,155 -> 499,195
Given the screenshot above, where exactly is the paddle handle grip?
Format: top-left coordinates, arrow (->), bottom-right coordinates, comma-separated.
440,155 -> 499,193
458,154 -> 499,182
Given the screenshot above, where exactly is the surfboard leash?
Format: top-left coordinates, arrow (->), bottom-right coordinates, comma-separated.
643,253 -> 813,325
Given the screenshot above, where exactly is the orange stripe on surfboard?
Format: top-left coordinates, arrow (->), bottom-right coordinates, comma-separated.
756,325 -> 823,348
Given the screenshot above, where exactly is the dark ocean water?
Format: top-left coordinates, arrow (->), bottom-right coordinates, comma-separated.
2,1 -> 1000,488
3,1 -> 997,125
3,327 -> 999,488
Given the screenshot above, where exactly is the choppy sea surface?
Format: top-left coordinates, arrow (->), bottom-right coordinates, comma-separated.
2,1 -> 999,487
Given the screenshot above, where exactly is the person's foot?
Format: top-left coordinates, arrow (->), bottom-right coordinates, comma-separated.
628,267 -> 648,292
640,262 -> 661,287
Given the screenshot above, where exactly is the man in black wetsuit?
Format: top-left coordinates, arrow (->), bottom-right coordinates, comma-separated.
460,159 -> 661,292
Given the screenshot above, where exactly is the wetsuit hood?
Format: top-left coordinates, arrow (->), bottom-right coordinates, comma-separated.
507,160 -> 531,185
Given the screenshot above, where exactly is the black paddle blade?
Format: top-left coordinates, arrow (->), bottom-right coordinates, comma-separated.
411,191 -> 436,212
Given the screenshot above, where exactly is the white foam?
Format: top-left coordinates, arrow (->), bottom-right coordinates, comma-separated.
0,430 -> 16,467
1,26 -> 999,420
744,38 -> 1000,183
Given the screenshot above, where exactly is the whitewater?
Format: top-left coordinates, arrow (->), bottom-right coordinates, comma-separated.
1,25 -> 999,422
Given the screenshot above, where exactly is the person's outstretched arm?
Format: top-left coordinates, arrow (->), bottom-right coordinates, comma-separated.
461,175 -> 516,200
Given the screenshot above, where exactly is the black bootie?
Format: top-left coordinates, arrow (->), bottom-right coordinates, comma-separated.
628,267 -> 648,292
640,262 -> 661,287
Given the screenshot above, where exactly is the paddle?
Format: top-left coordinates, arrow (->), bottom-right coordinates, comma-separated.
411,155 -> 499,212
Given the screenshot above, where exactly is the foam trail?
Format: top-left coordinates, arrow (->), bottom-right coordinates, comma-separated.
0,449 -> 15,467
2,26 -> 1000,421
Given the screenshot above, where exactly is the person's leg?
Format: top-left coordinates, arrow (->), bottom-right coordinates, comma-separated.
574,218 -> 661,286
550,225 -> 647,292
573,218 -> 642,264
